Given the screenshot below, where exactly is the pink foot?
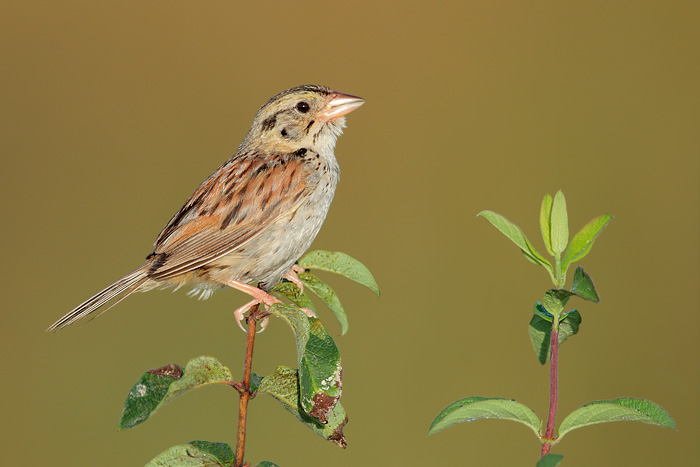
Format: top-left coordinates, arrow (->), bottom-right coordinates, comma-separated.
283,264 -> 307,293
300,307 -> 317,318
227,279 -> 282,333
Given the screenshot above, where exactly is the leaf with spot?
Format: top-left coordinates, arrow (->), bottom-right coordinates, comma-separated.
558,398 -> 676,441
428,397 -> 541,438
119,356 -> 232,430
299,250 -> 380,295
257,365 -> 347,448
145,441 -> 234,466
268,304 -> 342,423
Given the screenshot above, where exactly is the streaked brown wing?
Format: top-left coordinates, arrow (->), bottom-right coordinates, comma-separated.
147,153 -> 313,280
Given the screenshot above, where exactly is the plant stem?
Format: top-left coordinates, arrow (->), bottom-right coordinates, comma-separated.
541,320 -> 560,457
234,304 -> 260,467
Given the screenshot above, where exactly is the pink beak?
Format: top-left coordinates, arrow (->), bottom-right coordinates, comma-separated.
319,91 -> 365,120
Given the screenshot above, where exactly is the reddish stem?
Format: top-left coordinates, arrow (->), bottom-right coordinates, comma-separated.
234,305 -> 260,467
540,323 -> 559,457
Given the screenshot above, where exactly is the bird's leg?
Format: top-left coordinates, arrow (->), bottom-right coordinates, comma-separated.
227,280 -> 281,333
283,264 -> 306,293
282,265 -> 317,319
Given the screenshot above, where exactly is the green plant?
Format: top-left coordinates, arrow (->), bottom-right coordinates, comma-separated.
118,250 -> 379,467
428,191 -> 675,466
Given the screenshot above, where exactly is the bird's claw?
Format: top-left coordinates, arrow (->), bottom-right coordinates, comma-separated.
234,299 -> 259,332
283,264 -> 307,293
233,291 -> 282,333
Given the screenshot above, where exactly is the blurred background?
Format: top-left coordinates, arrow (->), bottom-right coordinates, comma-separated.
1,1 -> 698,466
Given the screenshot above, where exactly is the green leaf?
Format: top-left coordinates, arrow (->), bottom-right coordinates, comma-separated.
529,306 -> 581,364
428,397 -> 541,438
299,250 -> 380,295
561,214 -> 612,275
570,266 -> 600,302
559,310 -> 582,342
255,463 -> 280,467
542,289 -> 572,316
250,373 -> 264,394
187,442 -> 235,466
270,281 -> 317,314
146,441 -> 234,466
478,210 -> 553,272
267,305 -> 342,423
300,319 -> 343,422
540,193 -> 554,256
258,365 -> 347,448
558,398 -> 676,441
298,272 -> 348,335
550,191 -> 569,254
267,303 -> 310,360
537,453 -> 564,467
529,312 -> 552,365
119,357 -> 232,430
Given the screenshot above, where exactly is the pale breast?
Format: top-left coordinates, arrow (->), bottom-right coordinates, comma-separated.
204,148 -> 340,290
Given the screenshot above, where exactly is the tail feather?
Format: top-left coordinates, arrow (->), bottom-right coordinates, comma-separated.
47,267 -> 149,332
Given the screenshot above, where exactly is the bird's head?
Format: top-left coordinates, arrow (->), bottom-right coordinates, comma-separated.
242,85 -> 364,154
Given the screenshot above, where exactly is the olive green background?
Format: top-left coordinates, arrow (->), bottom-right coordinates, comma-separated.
1,1 -> 698,466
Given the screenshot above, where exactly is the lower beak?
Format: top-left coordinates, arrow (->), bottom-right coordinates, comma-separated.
319,91 -> 365,120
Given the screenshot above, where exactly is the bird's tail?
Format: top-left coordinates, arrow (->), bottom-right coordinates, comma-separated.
47,266 -> 149,332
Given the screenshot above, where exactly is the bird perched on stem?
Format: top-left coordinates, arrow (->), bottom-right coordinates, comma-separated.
48,85 -> 364,332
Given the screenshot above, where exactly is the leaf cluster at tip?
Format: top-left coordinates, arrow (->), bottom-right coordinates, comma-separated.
478,190 -> 612,288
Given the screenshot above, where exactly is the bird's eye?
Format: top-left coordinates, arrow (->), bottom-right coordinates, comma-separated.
296,101 -> 310,113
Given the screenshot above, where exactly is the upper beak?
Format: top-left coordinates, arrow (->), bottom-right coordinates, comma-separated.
319,91 -> 365,120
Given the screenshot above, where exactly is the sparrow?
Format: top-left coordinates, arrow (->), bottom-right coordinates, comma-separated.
48,85 -> 364,332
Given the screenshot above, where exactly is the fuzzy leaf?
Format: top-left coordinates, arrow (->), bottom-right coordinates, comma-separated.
537,453 -> 564,467
119,357 -> 232,430
558,398 -> 676,441
428,397 -> 541,438
540,193 -> 555,256
570,266 -> 600,302
561,214 -> 612,275
255,463 -> 280,467
478,210 -> 553,272
299,250 -> 380,295
550,191 -> 569,254
258,366 -> 347,448
146,441 -> 234,466
299,272 -> 348,335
